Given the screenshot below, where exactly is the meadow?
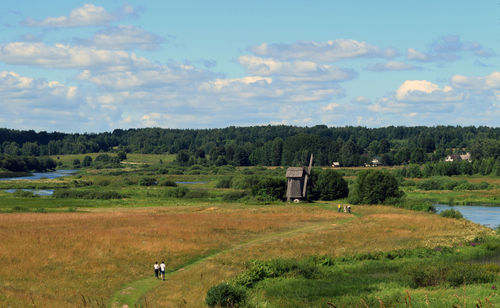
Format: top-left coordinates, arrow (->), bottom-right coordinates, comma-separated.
0,154 -> 499,307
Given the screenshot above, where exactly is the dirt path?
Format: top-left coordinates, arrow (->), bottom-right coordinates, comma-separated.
108,215 -> 356,308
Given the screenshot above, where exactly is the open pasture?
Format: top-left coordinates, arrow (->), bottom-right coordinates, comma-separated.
0,203 -> 492,307
0,204 -> 343,307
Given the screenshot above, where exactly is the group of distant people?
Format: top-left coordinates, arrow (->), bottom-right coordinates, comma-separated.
154,261 -> 166,280
338,204 -> 351,214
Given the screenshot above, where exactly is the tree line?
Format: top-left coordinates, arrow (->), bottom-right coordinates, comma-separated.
0,125 -> 499,168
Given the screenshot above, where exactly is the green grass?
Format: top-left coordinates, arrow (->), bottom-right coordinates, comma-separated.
237,239 -> 500,307
108,276 -> 162,308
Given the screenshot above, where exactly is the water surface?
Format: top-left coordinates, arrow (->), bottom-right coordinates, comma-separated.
0,169 -> 77,181
5,189 -> 54,196
435,204 -> 500,229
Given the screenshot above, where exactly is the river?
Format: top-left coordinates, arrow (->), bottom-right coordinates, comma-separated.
0,169 -> 77,181
435,204 -> 500,229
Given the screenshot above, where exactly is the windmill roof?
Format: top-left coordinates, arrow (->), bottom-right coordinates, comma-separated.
286,167 -> 305,178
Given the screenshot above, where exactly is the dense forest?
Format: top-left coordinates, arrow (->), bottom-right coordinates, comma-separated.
0,126 -> 499,171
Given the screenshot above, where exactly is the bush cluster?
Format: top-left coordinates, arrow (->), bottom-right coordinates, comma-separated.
158,178 -> 177,187
205,283 -> 246,307
403,262 -> 498,288
53,189 -> 124,200
439,209 -> 463,219
416,177 -> 490,191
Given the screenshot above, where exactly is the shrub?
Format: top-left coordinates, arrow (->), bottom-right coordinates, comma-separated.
216,176 -> 233,188
309,169 -> 348,201
393,198 -> 436,212
13,190 -> 39,198
12,206 -> 28,212
251,177 -> 286,201
446,263 -> 497,287
53,189 -> 124,200
158,178 -> 177,187
117,151 -> 127,161
139,177 -> 157,186
163,187 -> 189,198
123,177 -> 138,185
184,190 -> 210,199
95,178 -> 111,186
484,238 -> 500,251
232,175 -> 259,190
233,259 -> 319,288
222,190 -> 248,201
439,209 -> 463,219
403,262 -> 450,288
416,178 -> 443,190
400,179 -> 416,187
205,283 -> 245,307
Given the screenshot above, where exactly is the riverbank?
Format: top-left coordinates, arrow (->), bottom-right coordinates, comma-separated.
0,171 -> 32,179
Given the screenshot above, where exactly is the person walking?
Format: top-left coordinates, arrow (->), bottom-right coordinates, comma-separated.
338,204 -> 341,212
347,205 -> 351,214
160,260 -> 166,281
154,261 -> 160,279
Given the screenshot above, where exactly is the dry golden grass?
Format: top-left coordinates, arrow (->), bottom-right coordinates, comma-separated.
0,204 -> 342,307
148,205 -> 494,307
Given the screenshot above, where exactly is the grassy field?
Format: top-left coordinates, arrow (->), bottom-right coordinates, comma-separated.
0,156 -> 499,307
0,204 -> 496,307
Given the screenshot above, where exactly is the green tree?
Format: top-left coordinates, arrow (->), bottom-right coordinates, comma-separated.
350,170 -> 402,204
176,150 -> 191,166
117,151 -> 127,161
82,155 -> 93,167
309,169 -> 348,201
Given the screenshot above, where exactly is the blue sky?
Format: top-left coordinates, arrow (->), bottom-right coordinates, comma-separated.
0,1 -> 499,132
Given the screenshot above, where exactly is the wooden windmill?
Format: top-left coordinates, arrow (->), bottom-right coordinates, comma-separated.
286,154 -> 313,202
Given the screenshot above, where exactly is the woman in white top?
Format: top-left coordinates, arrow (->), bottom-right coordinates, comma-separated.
154,261 -> 160,279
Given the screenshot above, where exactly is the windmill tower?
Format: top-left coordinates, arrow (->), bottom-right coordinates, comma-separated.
286,154 -> 313,202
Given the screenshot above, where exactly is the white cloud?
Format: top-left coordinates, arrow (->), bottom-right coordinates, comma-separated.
79,63 -> 213,90
0,71 -> 78,100
366,61 -> 419,71
395,80 -> 462,102
250,39 -> 397,62
0,71 -> 87,131
77,25 -> 165,50
407,48 -> 429,61
0,42 -> 150,70
321,103 -> 339,111
451,72 -> 500,90
239,55 -> 356,82
351,96 -> 371,104
23,4 -> 114,28
407,36 -> 495,62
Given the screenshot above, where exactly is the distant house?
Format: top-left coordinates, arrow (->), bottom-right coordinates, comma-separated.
364,158 -> 382,167
445,152 -> 471,162
460,153 -> 471,161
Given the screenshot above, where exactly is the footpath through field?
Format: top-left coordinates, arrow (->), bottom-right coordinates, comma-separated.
108,214 -> 357,308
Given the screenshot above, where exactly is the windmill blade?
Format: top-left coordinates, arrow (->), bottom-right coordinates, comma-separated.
307,154 -> 313,175
303,154 -> 313,197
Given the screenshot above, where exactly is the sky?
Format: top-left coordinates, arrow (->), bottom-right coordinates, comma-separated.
0,1 -> 499,133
